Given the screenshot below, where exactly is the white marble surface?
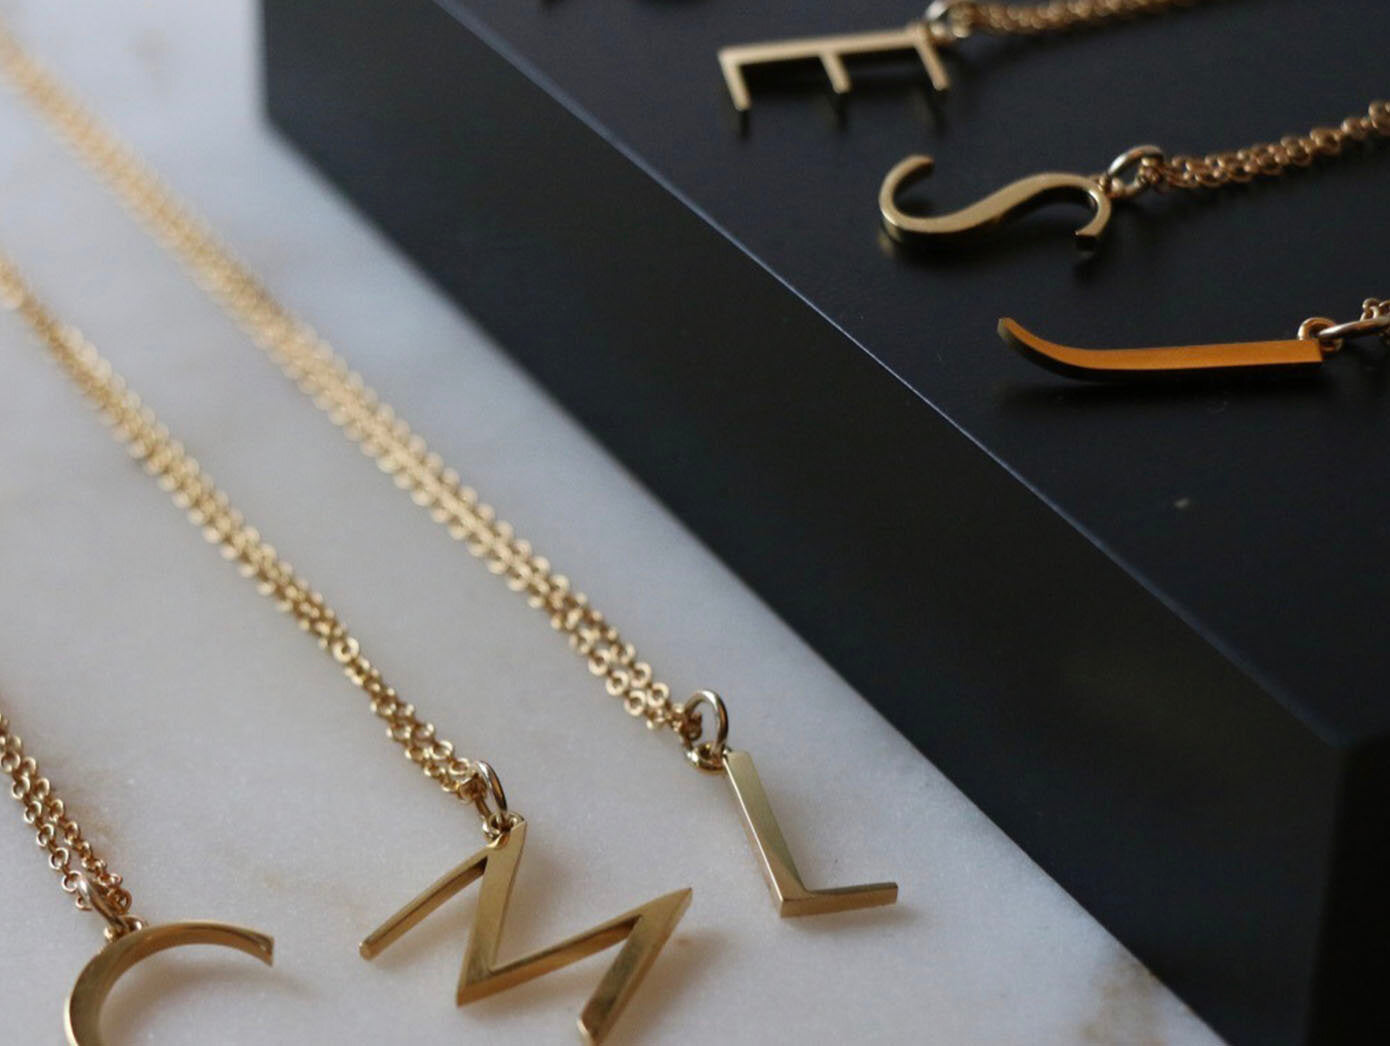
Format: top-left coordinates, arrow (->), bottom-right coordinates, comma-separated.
0,2 -> 1227,1043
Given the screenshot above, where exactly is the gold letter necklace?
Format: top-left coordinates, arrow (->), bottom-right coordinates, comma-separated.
1,705 -> 276,1045
0,27 -> 897,921
719,0 -> 1215,115
880,101 -> 1389,251
0,257 -> 689,1044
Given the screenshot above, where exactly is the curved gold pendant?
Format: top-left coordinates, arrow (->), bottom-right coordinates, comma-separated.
999,318 -> 1329,382
880,156 -> 1113,249
65,922 -> 275,1046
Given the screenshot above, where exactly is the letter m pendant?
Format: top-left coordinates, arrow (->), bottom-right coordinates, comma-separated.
360,820 -> 691,1044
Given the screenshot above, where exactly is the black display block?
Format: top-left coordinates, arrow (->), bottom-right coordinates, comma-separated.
260,3 -> 1388,1042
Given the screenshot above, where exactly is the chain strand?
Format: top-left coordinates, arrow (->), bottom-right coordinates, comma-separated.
0,257 -> 500,827
1305,297 -> 1390,350
1138,101 -> 1390,192
0,27 -> 692,745
1,709 -> 135,931
935,0 -> 1207,37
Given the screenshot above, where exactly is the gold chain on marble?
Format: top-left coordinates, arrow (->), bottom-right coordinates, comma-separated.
1130,101 -> 1390,194
0,255 -> 517,840
927,0 -> 1206,39
0,28 -> 703,754
0,709 -> 140,938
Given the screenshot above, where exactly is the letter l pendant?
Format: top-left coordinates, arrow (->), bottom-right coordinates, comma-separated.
724,749 -> 898,917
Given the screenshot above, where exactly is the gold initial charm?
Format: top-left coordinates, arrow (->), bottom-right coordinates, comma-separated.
65,922 -> 275,1046
880,155 -> 1115,250
360,820 -> 690,1044
719,24 -> 952,113
879,146 -> 1167,252
724,749 -> 898,917
999,318 -> 1330,382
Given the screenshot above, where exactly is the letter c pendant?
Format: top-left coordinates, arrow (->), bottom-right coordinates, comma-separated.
65,922 -> 275,1046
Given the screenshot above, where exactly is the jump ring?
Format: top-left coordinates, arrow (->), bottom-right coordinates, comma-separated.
75,874 -> 144,940
1103,144 -> 1165,200
471,760 -> 509,821
680,691 -> 730,774
1298,317 -> 1342,353
924,0 -> 975,40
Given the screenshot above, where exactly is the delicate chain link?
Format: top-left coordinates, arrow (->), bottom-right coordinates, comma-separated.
0,26 -> 693,746
1137,101 -> 1390,192
1,709 -> 137,932
934,0 -> 1206,38
1369,298 -> 1390,349
0,258 -> 501,828
1303,297 -> 1390,350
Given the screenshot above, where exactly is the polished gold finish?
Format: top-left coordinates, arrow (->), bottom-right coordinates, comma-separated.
880,154 -> 1116,249
719,0 -> 1210,111
999,318 -> 1329,381
718,24 -> 952,112
723,750 -> 899,916
361,820 -> 691,1045
3,706 -> 275,1044
1001,298 -> 1389,381
681,692 -> 898,916
883,103 -> 1389,249
0,25 -> 894,918
66,923 -> 275,1046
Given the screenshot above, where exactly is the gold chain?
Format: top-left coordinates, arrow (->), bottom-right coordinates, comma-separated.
1302,297 -> 1390,350
1136,101 -> 1390,192
0,28 -> 700,753
1,709 -> 139,936
922,6 -> 1390,197
931,0 -> 1207,38
0,257 -> 517,839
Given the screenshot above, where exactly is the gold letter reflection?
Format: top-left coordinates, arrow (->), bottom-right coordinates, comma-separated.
360,820 -> 690,1044
725,749 -> 898,917
65,922 -> 275,1046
